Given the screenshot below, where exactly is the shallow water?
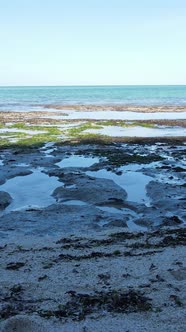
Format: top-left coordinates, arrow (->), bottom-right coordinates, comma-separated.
0,169 -> 61,212
14,163 -> 30,167
56,155 -> 100,168
47,111 -> 186,121
1,86 -> 186,111
40,142 -> 56,157
62,200 -> 88,206
126,219 -> 147,231
86,168 -> 153,204
0,128 -> 45,135
85,125 -> 186,137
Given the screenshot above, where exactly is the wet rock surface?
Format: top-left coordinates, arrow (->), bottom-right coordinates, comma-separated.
0,141 -> 186,331
53,176 -> 127,204
0,192 -> 12,210
0,141 -> 185,236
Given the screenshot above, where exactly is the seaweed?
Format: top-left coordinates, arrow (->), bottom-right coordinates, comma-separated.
40,289 -> 152,320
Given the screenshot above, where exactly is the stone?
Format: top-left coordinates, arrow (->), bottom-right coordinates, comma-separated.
53,176 -> 127,205
104,219 -> 127,228
0,191 -> 12,210
163,216 -> 182,226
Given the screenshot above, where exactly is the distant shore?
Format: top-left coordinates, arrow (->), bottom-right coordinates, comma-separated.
43,104 -> 186,112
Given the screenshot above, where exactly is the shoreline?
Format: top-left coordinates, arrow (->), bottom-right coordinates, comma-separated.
0,111 -> 185,331
1,111 -> 186,126
1,104 -> 186,114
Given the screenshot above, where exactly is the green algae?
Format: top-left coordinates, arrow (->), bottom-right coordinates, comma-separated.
67,122 -> 103,137
97,120 -> 156,128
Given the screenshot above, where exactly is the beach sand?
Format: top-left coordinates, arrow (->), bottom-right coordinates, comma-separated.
0,227 -> 186,332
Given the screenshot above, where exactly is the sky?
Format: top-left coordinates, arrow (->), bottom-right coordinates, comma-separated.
0,0 -> 186,86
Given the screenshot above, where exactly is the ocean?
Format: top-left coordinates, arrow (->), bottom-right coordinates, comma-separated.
0,85 -> 186,112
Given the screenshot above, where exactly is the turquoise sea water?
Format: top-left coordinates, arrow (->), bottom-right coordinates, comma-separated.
0,85 -> 186,111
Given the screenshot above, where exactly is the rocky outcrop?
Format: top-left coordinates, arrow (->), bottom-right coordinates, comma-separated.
52,176 -> 127,205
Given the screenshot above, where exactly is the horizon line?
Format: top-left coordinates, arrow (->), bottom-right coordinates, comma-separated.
0,84 -> 186,88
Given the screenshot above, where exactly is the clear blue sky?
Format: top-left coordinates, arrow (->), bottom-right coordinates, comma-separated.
0,0 -> 186,86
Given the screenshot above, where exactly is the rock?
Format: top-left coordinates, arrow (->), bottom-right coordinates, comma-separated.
1,315 -> 47,332
104,219 -> 127,228
173,166 -> 185,172
6,262 -> 25,270
163,216 -> 182,226
53,176 -> 127,205
0,192 -> 12,210
170,268 -> 186,281
134,218 -> 152,227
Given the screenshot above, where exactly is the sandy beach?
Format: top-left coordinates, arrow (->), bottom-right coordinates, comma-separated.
0,227 -> 186,332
